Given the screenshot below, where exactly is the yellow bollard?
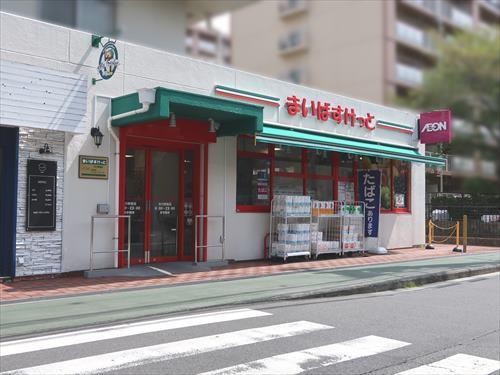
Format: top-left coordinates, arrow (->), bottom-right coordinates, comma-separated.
463,215 -> 468,253
453,220 -> 462,252
426,219 -> 434,249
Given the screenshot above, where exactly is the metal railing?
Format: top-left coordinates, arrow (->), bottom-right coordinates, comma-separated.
90,215 -> 131,271
426,203 -> 500,240
194,215 -> 225,264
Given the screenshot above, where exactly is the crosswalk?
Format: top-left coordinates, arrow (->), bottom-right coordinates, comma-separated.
1,308 -> 499,375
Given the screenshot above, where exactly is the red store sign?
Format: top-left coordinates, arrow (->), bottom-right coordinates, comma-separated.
419,109 -> 452,144
286,95 -> 376,131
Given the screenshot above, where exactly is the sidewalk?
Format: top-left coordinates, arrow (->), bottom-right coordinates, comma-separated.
1,245 -> 498,302
1,249 -> 499,338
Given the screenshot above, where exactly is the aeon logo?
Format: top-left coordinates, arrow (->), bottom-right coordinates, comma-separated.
422,121 -> 447,133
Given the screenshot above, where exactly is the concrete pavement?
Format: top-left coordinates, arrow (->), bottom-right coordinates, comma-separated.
1,251 -> 499,338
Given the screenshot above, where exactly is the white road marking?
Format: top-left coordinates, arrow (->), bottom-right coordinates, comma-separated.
0,308 -> 271,356
396,353 -> 500,375
200,335 -> 410,375
147,265 -> 175,276
1,321 -> 332,375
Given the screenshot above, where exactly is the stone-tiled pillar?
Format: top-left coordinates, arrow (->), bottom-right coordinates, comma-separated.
15,127 -> 65,276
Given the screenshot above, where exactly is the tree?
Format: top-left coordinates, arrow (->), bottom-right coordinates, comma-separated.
403,28 -> 500,188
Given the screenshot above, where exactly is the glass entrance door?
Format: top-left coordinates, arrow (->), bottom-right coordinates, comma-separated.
150,150 -> 179,262
123,145 -> 198,264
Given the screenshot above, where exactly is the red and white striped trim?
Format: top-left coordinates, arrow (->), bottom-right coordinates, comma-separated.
214,87 -> 280,107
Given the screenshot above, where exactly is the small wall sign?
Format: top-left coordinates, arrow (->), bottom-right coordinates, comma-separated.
98,41 -> 119,80
419,109 -> 452,144
26,159 -> 57,231
79,155 -> 109,179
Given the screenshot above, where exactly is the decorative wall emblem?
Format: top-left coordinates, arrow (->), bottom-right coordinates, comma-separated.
98,41 -> 119,80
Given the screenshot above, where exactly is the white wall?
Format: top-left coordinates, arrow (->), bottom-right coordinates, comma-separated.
1,12 -> 427,272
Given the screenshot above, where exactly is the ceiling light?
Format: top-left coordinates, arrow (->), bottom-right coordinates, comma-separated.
169,113 -> 176,128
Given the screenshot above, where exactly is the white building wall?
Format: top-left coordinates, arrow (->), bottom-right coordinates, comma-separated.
1,12 -> 427,273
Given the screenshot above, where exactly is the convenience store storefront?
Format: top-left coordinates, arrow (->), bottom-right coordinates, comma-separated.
0,12 -> 446,276
111,87 -> 445,266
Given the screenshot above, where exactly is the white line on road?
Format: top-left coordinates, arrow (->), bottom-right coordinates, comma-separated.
1,321 -> 332,375
395,353 -> 500,375
0,308 -> 271,356
199,335 -> 410,375
148,265 -> 175,276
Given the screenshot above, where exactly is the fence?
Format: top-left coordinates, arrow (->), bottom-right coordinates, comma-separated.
425,203 -> 500,245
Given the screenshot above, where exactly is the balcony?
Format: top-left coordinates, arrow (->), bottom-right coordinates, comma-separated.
279,29 -> 308,55
402,0 -> 439,16
447,6 -> 474,28
279,0 -> 308,18
396,63 -> 424,86
482,0 -> 500,12
396,21 -> 435,52
280,67 -> 307,84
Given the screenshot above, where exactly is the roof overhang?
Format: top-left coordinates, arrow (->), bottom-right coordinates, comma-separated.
257,124 -> 446,166
111,87 -> 263,136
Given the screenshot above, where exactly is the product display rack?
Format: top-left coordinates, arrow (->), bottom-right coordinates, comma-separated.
311,200 -> 342,259
341,201 -> 365,255
269,195 -> 312,262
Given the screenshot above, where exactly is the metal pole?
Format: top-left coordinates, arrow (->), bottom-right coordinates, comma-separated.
463,214 -> 468,253
127,216 -> 131,268
90,216 -> 95,271
221,216 -> 225,261
456,221 -> 460,249
194,216 -> 198,264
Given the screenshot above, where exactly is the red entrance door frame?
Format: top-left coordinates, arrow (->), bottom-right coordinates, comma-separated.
118,118 -> 215,267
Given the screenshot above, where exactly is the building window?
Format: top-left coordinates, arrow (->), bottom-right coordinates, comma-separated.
380,159 -> 392,210
377,159 -> 410,212
236,136 -> 271,212
393,160 -> 410,210
235,136 -> 410,213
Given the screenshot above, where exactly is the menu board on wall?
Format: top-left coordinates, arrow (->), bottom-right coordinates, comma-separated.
26,159 -> 57,231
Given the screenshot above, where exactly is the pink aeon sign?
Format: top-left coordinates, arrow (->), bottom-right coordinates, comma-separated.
419,109 -> 452,144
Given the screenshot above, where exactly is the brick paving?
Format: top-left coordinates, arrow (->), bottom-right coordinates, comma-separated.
1,245 -> 498,302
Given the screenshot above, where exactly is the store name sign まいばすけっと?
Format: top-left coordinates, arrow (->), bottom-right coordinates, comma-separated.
286,95 -> 376,131
419,110 -> 452,144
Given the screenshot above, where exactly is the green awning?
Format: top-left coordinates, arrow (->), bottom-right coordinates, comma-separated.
111,87 -> 263,136
257,125 -> 446,166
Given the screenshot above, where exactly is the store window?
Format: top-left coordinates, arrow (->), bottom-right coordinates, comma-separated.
236,137 -> 358,211
374,158 -> 410,212
273,175 -> 303,196
236,137 -> 271,212
393,160 -> 410,209
380,159 -> 392,210
307,149 -> 332,176
274,145 -> 302,173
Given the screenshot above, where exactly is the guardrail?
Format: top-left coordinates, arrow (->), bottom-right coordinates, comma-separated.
90,215 -> 131,271
194,215 -> 225,264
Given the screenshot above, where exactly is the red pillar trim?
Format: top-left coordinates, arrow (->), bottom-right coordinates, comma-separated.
203,143 -> 208,262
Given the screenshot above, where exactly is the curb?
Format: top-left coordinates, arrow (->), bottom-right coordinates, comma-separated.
1,265 -> 498,340
262,264 -> 500,302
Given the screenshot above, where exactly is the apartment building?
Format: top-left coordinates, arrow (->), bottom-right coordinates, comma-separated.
0,0 -> 247,54
186,26 -> 231,65
232,0 -> 500,193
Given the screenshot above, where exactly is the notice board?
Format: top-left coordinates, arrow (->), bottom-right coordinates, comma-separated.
26,159 -> 57,231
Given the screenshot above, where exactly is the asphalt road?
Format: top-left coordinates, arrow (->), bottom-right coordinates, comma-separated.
1,273 -> 499,375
